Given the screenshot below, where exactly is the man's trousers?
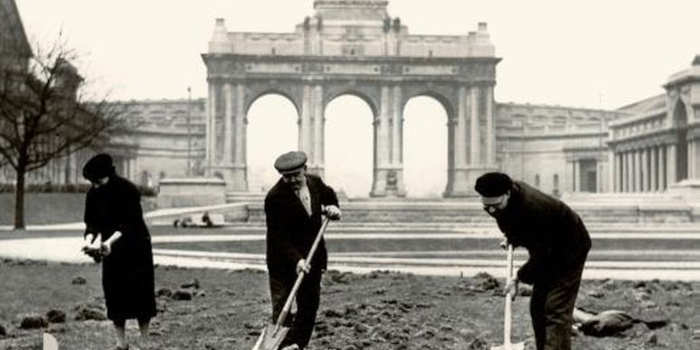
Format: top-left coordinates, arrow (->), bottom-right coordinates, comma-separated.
530,264 -> 585,350
269,269 -> 323,349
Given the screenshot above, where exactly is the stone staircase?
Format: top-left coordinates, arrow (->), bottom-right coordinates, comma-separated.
229,194 -> 696,225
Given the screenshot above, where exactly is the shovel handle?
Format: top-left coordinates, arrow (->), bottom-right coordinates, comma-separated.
274,216 -> 331,331
504,244 -> 514,345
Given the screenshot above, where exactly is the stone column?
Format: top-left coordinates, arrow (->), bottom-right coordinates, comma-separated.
641,147 -> 649,192
231,83 -> 248,191
223,83 -> 233,164
310,84 -> 325,177
299,85 -> 313,155
206,82 -> 218,172
470,86 -> 480,165
371,85 -> 391,197
650,146 -> 658,191
689,139 -> 696,179
485,85 -> 495,166
462,85 -> 497,196
391,85 -> 406,196
444,86 -> 469,197
608,150 -> 615,193
659,145 -> 667,190
574,160 -> 581,192
667,144 -> 677,187
617,153 -> 623,192
626,151 -> 633,192
635,149 -> 641,192
211,82 -> 248,192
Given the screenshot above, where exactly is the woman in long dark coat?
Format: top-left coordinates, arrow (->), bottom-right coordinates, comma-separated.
82,153 -> 156,350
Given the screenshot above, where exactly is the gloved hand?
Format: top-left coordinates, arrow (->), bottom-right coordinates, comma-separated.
504,277 -> 519,300
81,234 -> 102,263
296,258 -> 310,275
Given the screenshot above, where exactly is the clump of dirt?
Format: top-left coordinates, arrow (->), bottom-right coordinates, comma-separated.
0,262 -> 697,350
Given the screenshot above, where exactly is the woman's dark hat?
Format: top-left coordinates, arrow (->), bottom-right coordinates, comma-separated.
274,151 -> 307,174
475,172 -> 513,197
82,153 -> 115,181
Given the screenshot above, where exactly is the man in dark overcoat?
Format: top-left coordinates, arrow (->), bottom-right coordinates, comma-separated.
264,151 -> 341,350
475,172 -> 591,350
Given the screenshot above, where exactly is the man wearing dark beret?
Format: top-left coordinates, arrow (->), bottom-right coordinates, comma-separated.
475,172 -> 591,350
264,151 -> 341,350
81,153 -> 156,350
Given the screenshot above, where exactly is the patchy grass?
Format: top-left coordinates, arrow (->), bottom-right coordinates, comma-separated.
0,193 -> 85,225
0,259 -> 697,350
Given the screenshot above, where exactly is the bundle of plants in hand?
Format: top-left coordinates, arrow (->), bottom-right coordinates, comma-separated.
81,234 -> 103,263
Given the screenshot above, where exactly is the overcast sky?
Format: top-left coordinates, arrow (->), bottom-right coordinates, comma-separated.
15,0 -> 700,197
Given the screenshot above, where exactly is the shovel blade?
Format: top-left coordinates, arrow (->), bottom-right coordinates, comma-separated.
43,333 -> 59,350
490,342 -> 525,350
251,323 -> 290,350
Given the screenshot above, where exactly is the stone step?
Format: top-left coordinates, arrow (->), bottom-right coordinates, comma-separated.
217,193 -> 699,224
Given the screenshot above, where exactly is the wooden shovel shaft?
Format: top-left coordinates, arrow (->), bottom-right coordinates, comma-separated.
274,217 -> 330,332
504,244 -> 514,345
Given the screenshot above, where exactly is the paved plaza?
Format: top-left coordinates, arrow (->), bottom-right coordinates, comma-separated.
2,224 -> 699,281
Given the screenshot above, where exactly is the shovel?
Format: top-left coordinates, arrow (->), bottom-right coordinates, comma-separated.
491,244 -> 525,350
252,217 -> 331,350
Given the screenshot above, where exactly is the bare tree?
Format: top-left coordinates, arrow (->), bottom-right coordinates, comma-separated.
0,37 -> 127,230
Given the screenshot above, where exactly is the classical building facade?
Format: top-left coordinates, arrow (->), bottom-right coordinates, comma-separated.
202,0 -> 500,196
608,56 -> 700,193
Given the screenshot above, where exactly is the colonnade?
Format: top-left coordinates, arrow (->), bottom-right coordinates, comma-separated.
613,144 -> 674,192
205,80 -> 497,197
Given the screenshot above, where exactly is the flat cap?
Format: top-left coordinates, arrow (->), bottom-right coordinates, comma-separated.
83,153 -> 115,181
474,172 -> 513,197
274,151 -> 307,174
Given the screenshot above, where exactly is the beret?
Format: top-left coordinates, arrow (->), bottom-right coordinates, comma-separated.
274,151 -> 307,174
474,172 -> 513,197
82,153 -> 115,181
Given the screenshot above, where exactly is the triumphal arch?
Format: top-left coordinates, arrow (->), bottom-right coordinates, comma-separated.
202,0 -> 499,197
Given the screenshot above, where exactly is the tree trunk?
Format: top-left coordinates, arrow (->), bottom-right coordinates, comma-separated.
14,164 -> 26,230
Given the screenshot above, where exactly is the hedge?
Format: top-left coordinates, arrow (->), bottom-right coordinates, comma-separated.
0,183 -> 158,197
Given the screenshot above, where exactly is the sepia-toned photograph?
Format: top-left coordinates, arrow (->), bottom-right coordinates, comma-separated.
1,0 -> 698,349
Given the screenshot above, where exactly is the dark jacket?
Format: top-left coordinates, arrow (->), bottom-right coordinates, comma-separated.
83,174 -> 156,321
264,174 -> 339,281
494,181 -> 591,284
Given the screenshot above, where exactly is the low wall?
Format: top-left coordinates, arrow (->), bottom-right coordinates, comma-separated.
244,195 -> 695,224
157,178 -> 226,209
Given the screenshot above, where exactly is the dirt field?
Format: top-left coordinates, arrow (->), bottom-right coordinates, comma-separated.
0,258 -> 697,350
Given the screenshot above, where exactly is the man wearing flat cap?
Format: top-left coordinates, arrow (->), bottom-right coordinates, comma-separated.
264,151 -> 341,350
475,172 -> 591,350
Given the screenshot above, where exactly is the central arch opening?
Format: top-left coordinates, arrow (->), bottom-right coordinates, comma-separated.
403,96 -> 448,197
324,95 -> 374,198
246,94 -> 297,193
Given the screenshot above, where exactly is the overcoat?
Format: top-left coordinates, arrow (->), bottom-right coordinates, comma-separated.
493,181 -> 591,284
84,175 -> 156,321
264,174 -> 339,281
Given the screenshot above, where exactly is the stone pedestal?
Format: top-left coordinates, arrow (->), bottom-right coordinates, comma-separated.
667,179 -> 700,200
370,168 -> 406,197
667,179 -> 700,220
157,177 -> 226,208
210,164 -> 248,192
444,166 -> 498,197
